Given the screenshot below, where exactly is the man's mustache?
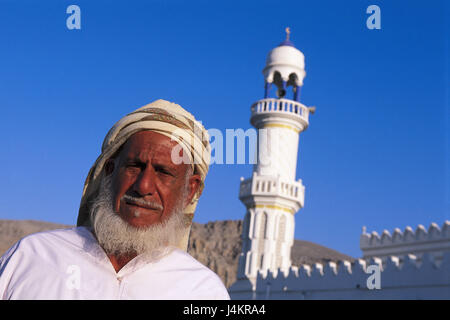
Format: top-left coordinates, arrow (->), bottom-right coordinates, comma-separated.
121,194 -> 163,211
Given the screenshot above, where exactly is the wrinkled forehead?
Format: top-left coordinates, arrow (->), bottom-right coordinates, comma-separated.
126,131 -> 177,152
117,130 -> 190,168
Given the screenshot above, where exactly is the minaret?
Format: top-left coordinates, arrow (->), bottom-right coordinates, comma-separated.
231,29 -> 314,292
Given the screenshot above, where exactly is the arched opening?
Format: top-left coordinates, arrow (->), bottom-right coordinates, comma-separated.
288,73 -> 301,101
258,212 -> 268,269
275,215 -> 287,268
273,72 -> 286,99
265,72 -> 301,101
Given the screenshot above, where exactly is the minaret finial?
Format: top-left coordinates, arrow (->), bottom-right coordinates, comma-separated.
285,27 -> 291,41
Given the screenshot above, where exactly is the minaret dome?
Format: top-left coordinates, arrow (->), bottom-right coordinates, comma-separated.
263,28 -> 306,100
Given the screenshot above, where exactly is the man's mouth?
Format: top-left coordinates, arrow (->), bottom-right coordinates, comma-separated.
122,195 -> 163,211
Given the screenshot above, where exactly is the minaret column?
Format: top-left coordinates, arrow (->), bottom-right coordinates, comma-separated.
230,29 -> 314,295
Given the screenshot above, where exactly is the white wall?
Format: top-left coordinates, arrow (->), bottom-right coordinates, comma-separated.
230,251 -> 450,300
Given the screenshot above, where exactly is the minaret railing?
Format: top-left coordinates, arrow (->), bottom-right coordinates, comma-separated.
251,98 -> 310,123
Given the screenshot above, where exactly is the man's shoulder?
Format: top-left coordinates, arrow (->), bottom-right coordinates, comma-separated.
18,226 -> 90,246
1,227 -> 92,260
0,227 -> 99,300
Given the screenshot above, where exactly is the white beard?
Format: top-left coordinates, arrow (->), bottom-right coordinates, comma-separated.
90,175 -> 188,257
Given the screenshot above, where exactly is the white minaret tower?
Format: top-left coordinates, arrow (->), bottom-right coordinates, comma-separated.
231,29 -> 315,292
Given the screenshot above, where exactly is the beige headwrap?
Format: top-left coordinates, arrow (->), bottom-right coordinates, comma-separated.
77,99 -> 211,251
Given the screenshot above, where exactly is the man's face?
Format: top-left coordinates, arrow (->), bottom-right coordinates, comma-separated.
106,131 -> 200,228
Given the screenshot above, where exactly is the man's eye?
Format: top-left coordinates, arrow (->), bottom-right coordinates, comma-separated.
127,163 -> 138,167
126,163 -> 142,170
155,167 -> 172,176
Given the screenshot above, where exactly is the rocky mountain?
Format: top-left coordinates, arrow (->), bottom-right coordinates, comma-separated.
0,219 -> 354,288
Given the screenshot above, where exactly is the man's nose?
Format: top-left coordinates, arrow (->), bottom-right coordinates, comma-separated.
132,166 -> 156,196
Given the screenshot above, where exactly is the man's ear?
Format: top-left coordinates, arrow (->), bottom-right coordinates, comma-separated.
104,158 -> 115,176
185,174 -> 202,206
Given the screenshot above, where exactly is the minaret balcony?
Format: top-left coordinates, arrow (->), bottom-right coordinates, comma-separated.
250,98 -> 311,131
239,174 -> 305,212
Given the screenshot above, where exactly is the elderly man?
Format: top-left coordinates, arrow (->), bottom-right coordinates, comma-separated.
0,99 -> 230,299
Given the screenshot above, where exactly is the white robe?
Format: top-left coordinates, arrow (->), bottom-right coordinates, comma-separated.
0,227 -> 230,300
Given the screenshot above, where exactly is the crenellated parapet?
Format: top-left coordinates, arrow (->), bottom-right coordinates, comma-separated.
248,251 -> 450,299
239,173 -> 305,212
360,221 -> 450,260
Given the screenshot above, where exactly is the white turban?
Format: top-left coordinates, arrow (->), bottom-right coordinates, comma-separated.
77,99 -> 211,251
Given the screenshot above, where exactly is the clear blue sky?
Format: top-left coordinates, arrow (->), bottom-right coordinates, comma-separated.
0,0 -> 448,257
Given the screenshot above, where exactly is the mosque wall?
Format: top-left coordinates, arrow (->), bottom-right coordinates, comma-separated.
230,221 -> 450,299
230,250 -> 450,299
